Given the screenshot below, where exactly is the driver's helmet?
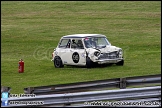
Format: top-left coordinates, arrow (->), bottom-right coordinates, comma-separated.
72,39 -> 76,44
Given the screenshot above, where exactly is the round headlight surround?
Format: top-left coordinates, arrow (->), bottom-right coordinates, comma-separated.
119,49 -> 123,56
94,51 -> 100,57
119,50 -> 122,54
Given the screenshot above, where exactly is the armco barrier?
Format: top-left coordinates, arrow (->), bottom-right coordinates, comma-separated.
24,74 -> 161,95
2,86 -> 161,107
1,86 -> 11,93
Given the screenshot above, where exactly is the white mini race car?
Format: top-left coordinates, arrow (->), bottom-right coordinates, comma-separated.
51,34 -> 124,68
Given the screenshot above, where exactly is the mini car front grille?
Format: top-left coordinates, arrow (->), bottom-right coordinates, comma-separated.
98,51 -> 119,59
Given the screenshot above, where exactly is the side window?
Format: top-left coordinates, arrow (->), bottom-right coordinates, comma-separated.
71,39 -> 77,49
77,39 -> 84,49
59,39 -> 71,48
71,39 -> 84,49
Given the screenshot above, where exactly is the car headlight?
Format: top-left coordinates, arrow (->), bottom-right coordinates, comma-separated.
94,51 -> 100,57
118,49 -> 123,57
119,50 -> 122,55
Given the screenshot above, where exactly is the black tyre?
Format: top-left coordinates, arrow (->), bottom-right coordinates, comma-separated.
86,57 -> 93,68
54,56 -> 64,68
116,60 -> 124,66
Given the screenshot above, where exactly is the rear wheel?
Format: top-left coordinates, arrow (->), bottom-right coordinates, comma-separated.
54,56 -> 64,68
116,60 -> 124,66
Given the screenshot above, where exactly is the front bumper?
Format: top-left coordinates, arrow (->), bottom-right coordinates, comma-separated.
96,58 -> 123,64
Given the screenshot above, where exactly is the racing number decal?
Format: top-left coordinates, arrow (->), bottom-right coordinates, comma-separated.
72,52 -> 80,63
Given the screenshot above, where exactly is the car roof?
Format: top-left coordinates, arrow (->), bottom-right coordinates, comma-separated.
62,34 -> 106,38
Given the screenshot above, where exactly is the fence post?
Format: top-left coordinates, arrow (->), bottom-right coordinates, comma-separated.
24,87 -> 34,94
120,78 -> 126,89
1,86 -> 11,93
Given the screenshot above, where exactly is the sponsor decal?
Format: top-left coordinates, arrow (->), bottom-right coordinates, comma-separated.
81,53 -> 86,58
64,61 -> 67,64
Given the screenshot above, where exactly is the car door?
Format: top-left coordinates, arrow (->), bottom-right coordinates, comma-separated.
70,39 -> 86,66
61,38 -> 86,66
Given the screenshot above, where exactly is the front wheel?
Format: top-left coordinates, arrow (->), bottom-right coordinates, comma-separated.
116,60 -> 124,66
54,56 -> 64,68
86,57 -> 93,68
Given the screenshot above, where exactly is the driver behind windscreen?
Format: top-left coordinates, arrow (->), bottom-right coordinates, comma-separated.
84,38 -> 96,48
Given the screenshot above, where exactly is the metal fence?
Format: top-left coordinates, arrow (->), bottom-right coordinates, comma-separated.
24,74 -> 161,95
1,86 -> 11,93
1,74 -> 161,107
2,86 -> 161,107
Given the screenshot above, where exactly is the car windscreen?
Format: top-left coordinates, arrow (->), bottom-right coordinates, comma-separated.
84,37 -> 110,49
